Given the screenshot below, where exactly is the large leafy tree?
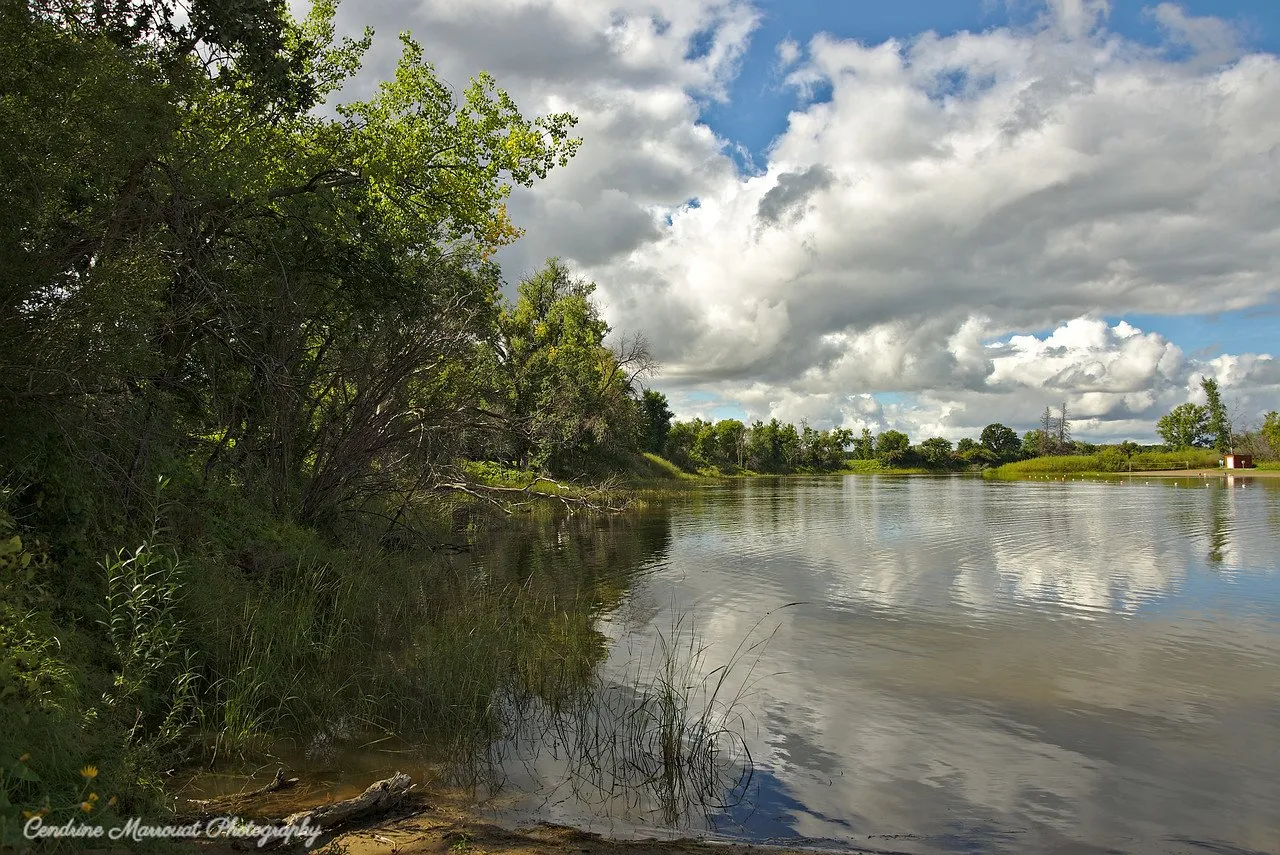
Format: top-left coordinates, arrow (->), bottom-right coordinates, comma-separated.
1157,403 -> 1210,450
491,260 -> 650,471
639,389 -> 674,454
1200,377 -> 1232,453
875,430 -> 910,464
919,436 -> 954,468
980,423 -> 1020,459
1,0 -> 581,523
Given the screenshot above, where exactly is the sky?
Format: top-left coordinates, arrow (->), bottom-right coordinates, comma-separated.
324,0 -> 1280,443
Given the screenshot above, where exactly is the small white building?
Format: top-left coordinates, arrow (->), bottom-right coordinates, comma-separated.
1224,453 -> 1254,469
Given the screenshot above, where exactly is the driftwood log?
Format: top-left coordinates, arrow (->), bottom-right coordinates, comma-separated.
282,772 -> 415,831
187,768 -> 300,817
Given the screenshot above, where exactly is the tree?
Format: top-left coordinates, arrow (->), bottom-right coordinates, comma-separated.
1057,401 -> 1072,448
1156,403 -> 1210,450
919,437 -> 953,468
1260,411 -> 1280,459
663,420 -> 701,471
1201,377 -> 1232,453
1,0 -> 583,520
639,389 -> 673,454
979,423 -> 1020,459
493,260 -> 648,471
1039,407 -> 1056,456
875,430 -> 910,464
851,427 -> 875,460
1022,429 -> 1046,459
713,419 -> 746,468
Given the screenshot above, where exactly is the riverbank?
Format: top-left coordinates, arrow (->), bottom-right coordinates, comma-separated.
187,785 -> 826,855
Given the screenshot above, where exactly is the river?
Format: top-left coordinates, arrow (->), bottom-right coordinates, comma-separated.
483,475 -> 1280,855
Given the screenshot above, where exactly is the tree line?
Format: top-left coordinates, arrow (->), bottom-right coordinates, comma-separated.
1156,377 -> 1279,458
648,416 -> 1032,473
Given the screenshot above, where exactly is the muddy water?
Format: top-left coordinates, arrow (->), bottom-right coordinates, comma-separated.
486,476 -> 1280,855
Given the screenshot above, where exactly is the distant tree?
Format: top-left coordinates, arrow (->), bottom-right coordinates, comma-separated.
851,427 -> 875,460
1201,377 -> 1232,453
640,389 -> 673,454
1260,411 -> 1280,459
875,430 -> 911,464
1156,403 -> 1210,450
713,419 -> 746,468
663,420 -> 701,470
1057,401 -> 1072,448
1039,407 -> 1055,456
979,423 -> 1020,459
1022,429 -> 1047,459
919,436 -> 954,468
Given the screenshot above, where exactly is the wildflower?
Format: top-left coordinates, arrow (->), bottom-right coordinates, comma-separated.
22,810 -> 37,820
88,792 -> 99,802
80,801 -> 93,813
18,753 -> 30,763
80,765 -> 98,779
107,796 -> 117,808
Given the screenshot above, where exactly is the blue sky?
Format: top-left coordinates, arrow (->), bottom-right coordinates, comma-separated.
666,0 -> 1280,438
704,1 -> 1280,167
355,0 -> 1280,440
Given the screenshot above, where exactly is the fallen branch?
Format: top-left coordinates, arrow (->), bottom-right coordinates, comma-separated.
186,768 -> 299,817
282,772 -> 415,831
435,476 -> 633,514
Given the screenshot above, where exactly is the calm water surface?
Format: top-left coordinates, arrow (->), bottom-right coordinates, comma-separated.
488,475 -> 1280,855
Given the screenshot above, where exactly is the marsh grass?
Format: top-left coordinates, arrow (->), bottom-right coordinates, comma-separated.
2,470 -> 684,837
467,608 -> 790,830
987,449 -> 1222,478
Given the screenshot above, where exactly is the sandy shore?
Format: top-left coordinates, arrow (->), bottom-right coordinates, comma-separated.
1128,468 -> 1280,478
180,789 -> 835,855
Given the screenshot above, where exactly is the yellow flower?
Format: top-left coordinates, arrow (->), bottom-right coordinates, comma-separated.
22,810 -> 37,820
18,753 -> 30,763
88,792 -> 99,802
79,801 -> 93,813
80,765 -> 98,779
107,796 -> 117,808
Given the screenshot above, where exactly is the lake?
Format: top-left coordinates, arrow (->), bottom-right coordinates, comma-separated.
481,475 -> 1280,855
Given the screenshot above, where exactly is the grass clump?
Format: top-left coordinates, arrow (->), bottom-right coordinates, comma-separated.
476,610 -> 786,829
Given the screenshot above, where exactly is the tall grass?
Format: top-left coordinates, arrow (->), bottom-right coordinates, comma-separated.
2,468 -> 685,833
987,448 -> 1222,478
471,610 -> 786,829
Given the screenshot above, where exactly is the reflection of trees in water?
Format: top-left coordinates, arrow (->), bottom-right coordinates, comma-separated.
1207,484 -> 1229,565
463,614 -> 758,832
305,510 -> 678,766
427,506 -> 758,828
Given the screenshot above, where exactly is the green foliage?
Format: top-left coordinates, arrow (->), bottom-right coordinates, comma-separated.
661,417 -> 854,474
489,259 -> 648,472
1261,411 -> 1280,459
986,448 -> 1221,477
918,437 -> 954,468
1157,402 -> 1211,450
980,423 -> 1020,459
1201,377 -> 1232,453
640,390 -> 674,454
875,430 -> 911,464
851,427 -> 875,460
